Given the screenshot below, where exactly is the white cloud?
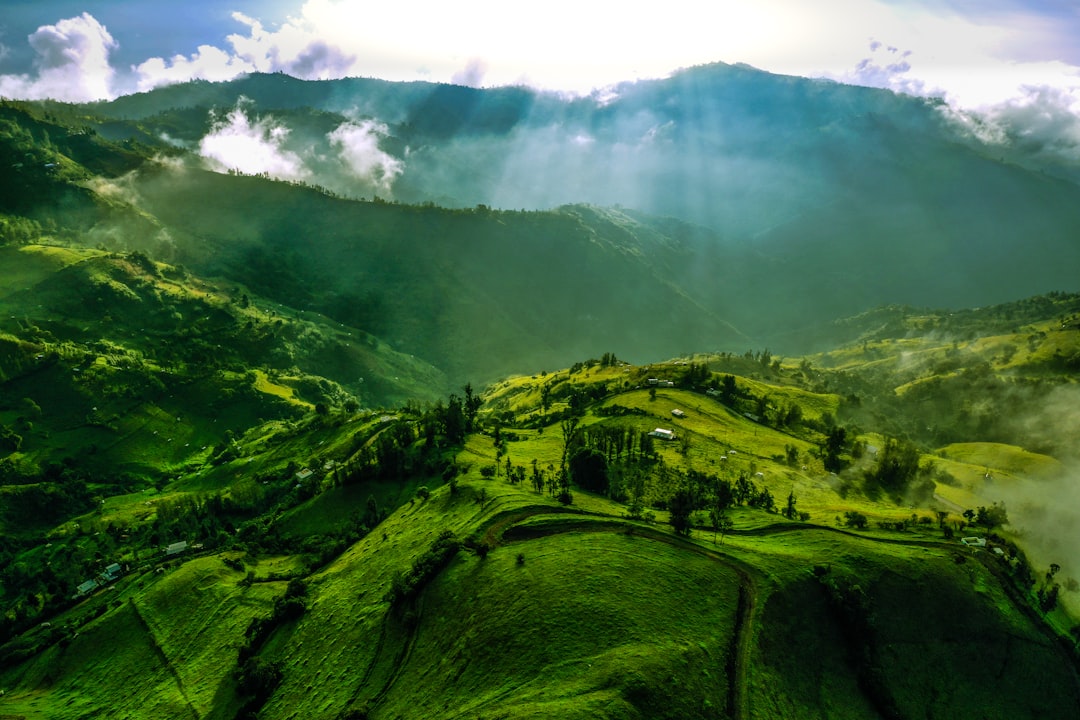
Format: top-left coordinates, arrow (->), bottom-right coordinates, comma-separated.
327,120 -> 404,193
451,58 -> 488,88
966,84 -> 1080,163
198,102 -> 310,181
0,13 -> 117,102
134,44 -> 256,92
135,7 -> 359,91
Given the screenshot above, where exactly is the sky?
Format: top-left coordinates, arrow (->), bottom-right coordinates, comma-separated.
0,0 -> 1078,108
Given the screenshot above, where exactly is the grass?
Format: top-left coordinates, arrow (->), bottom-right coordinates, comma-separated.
376,528 -> 741,719
4,440 -> 1078,719
252,369 -> 313,409
0,274 -> 1077,718
937,442 -> 1065,481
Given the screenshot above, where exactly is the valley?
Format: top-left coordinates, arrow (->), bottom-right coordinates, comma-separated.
0,64 -> 1078,718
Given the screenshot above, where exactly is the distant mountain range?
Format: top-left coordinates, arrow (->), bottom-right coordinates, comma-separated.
2,61 -> 1076,384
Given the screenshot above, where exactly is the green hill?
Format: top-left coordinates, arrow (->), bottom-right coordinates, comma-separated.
1,67 -> 1079,719
2,341 -> 1078,718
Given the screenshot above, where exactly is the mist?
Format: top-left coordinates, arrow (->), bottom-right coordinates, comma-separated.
199,101 -> 310,182
193,100 -> 407,198
985,384 -> 1080,610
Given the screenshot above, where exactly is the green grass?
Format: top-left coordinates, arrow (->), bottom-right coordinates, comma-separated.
937,442 -> 1064,481
376,529 -> 741,718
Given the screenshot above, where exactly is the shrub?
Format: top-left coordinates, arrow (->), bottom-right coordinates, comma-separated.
384,531 -> 461,608
236,656 -> 283,704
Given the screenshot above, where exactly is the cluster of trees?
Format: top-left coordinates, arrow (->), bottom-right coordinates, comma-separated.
384,530 -> 461,610
234,577 -> 308,717
862,437 -> 931,502
664,469 -> 782,538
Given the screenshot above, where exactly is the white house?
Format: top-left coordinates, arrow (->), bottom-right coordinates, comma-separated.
100,563 -> 122,583
648,428 -> 676,441
75,579 -> 99,597
671,409 -> 686,418
166,540 -> 189,557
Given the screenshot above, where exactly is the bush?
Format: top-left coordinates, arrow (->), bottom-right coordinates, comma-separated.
843,511 -> 868,529
384,531 -> 461,608
236,656 -> 283,704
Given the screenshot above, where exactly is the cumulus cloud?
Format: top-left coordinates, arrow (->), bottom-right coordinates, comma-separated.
327,120 -> 404,194
198,101 -> 310,181
135,9 -> 358,92
976,85 -> 1080,161
0,13 -> 117,101
134,44 -> 254,91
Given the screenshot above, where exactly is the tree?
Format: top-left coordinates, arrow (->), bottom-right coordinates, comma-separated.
975,502 -> 1008,532
443,394 -> 466,444
560,416 -> 580,474
719,374 -> 738,405
668,489 -> 696,536
783,489 -> 798,520
530,459 -> 544,494
863,437 -> 920,500
709,480 -> 734,544
236,657 -> 283,704
784,444 -> 799,466
568,447 -> 608,494
843,511 -> 868,529
822,426 -> 847,472
463,383 -> 482,431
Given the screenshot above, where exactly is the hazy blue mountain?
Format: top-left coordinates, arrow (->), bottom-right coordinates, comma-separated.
85,63 -> 1080,317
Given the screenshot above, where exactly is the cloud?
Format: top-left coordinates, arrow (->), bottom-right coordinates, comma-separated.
0,13 -> 117,101
979,84 -> 1080,161
327,120 -> 404,194
843,41 -> 931,98
134,44 -> 255,91
198,101 -> 310,181
451,58 -> 489,88
135,8 -> 359,91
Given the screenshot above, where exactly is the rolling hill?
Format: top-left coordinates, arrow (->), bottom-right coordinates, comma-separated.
1,63 -> 1079,719
2,353 -> 1078,719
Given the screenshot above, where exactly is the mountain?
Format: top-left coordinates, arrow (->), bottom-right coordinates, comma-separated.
73,63 -> 1080,355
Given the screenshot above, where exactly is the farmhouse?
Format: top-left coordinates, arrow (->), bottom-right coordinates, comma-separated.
960,537 -> 986,548
295,468 -> 314,481
75,579 -> 98,597
648,428 -> 676,441
165,540 -> 189,557
100,563 -> 122,583
671,409 -> 686,418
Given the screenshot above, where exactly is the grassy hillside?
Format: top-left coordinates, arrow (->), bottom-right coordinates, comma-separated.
3,340 -> 1078,718
4,453 -> 1076,718
1,70 -> 1079,718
